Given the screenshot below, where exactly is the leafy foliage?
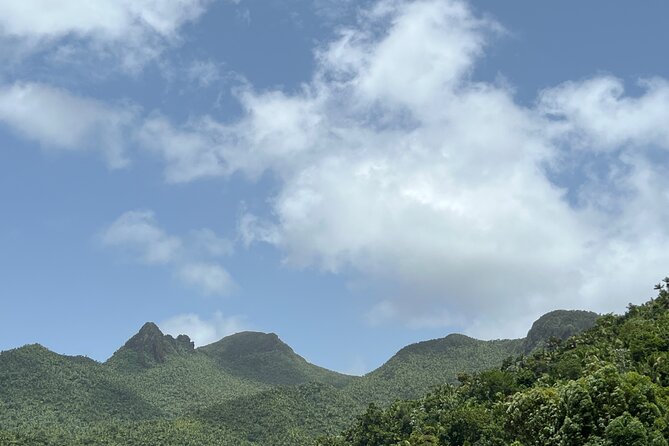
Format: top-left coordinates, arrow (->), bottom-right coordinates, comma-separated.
321,281 -> 669,446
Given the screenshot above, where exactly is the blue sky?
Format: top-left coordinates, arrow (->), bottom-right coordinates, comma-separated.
1,0 -> 669,375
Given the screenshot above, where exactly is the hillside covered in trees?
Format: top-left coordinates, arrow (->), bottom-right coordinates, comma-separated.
0,299 -> 601,445
319,281 -> 669,446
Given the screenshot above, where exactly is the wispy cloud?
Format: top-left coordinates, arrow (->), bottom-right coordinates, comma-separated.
0,0 -> 212,72
101,211 -> 181,264
177,263 -> 235,296
101,210 -> 236,296
186,60 -> 224,87
0,82 -> 138,168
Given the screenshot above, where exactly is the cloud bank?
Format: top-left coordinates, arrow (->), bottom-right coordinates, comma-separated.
6,0 -> 669,338
141,0 -> 669,337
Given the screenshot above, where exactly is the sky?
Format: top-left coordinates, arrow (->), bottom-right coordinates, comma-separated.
1,0 -> 669,375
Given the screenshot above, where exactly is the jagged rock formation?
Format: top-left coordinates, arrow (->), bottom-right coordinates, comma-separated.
107,322 -> 195,370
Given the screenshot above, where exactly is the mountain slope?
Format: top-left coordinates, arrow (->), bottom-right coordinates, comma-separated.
348,335 -> 524,403
344,309 -> 598,405
522,309 -> 599,353
197,382 -> 361,446
107,353 -> 269,417
198,331 -> 353,387
0,344 -> 160,431
104,324 -> 271,416
322,286 -> 669,446
194,310 -> 600,444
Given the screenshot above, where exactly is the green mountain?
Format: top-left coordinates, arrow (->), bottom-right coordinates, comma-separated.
0,308 -> 601,445
199,331 -> 353,387
349,334 -> 524,403
198,382 -> 361,445
320,285 -> 669,446
522,309 -> 599,353
344,310 -> 598,405
0,344 -> 159,430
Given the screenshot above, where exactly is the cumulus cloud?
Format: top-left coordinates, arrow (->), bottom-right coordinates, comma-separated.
102,210 -> 181,264
137,115 -> 228,182
0,82 -> 137,168
159,311 -> 245,346
101,210 -> 235,296
109,0 -> 669,338
539,76 -> 669,151
0,0 -> 211,71
178,263 -> 235,296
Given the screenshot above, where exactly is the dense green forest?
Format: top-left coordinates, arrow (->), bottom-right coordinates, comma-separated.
319,281 -> 669,446
0,295 -> 600,445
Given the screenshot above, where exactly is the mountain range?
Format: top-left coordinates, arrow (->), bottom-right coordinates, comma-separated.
0,309 -> 598,445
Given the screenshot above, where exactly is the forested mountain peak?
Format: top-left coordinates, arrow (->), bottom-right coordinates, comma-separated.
380,309 -> 598,365
199,331 -> 353,387
522,309 -> 599,353
393,333 -> 484,358
2,343 -> 50,355
199,331 -> 294,357
105,321 -> 194,370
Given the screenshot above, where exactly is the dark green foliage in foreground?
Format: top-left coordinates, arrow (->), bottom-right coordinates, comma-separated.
321,283 -> 669,446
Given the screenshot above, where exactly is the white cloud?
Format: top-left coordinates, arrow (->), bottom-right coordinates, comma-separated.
319,0 -> 496,112
0,0 -> 211,71
0,82 -> 137,168
102,210 -> 181,264
178,263 -> 235,296
137,115 -> 228,182
130,0 -> 669,338
101,210 -> 235,296
159,311 -> 245,346
238,212 -> 281,247
539,76 -> 669,151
